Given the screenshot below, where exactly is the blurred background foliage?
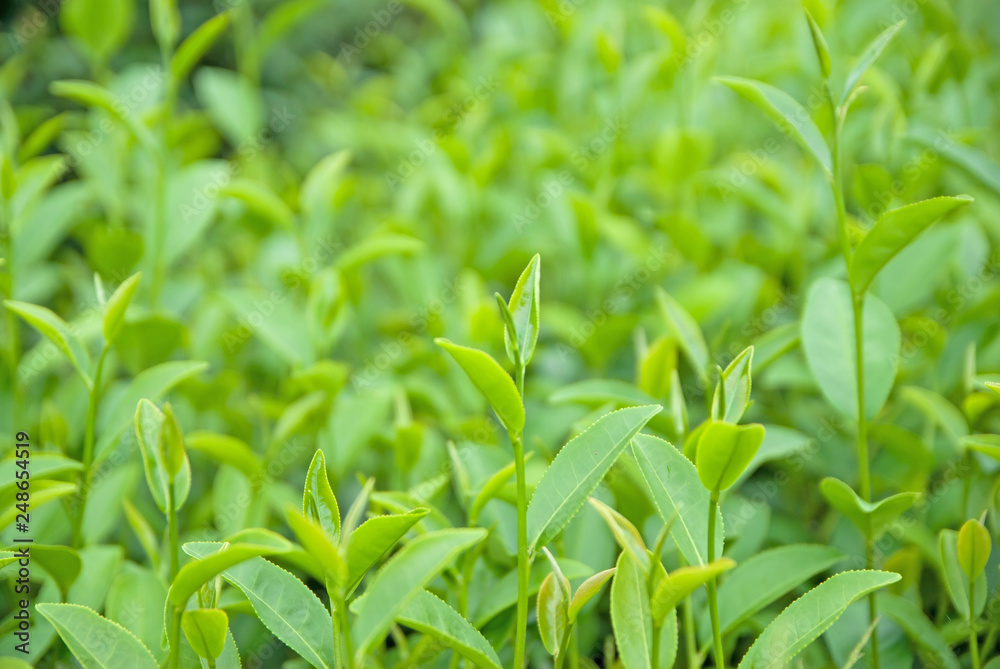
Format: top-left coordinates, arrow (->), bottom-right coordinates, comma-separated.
2,0 -> 1000,665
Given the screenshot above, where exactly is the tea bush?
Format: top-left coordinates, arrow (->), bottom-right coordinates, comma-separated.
1,0 -> 1000,668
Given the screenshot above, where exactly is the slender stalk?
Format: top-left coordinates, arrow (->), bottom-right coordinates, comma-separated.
511,428 -> 530,669
683,596 -> 698,669
336,593 -> 355,669
330,594 -> 343,669
651,622 -> 662,669
166,472 -> 180,580
969,576 -> 981,669
706,490 -> 724,669
72,344 -> 108,547
167,606 -> 182,669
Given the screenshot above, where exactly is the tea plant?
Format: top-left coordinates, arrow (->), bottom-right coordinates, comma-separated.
2,0 -> 1000,668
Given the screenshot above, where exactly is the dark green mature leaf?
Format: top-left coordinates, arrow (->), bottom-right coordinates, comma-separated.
396,590 -> 503,669
611,550 -> 652,669
840,21 -> 905,105
717,76 -> 832,176
632,434 -> 722,566
185,543 -> 335,668
820,477 -> 919,540
36,603 -> 158,669
527,405 -> 660,550
503,253 -> 541,366
345,509 -> 428,596
655,287 -> 709,382
696,422 -> 765,492
435,339 -> 525,433
736,570 -> 900,669
711,346 -> 753,423
5,300 -> 92,385
801,278 -> 900,420
352,528 -> 487,655
849,196 -> 972,295
303,449 -> 340,541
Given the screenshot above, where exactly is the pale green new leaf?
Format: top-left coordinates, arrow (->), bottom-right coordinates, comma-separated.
103,272 -> 141,342
474,559 -> 593,626
170,542 -> 287,608
568,568 -> 616,622
588,497 -> 649,571
469,453 -> 531,523
717,76 -> 832,177
396,590 -> 503,669
650,559 -> 735,626
736,570 -> 900,669
840,21 -> 905,105
352,528 -> 487,655
527,405 -> 661,551
36,603 -> 158,669
957,519 -> 991,578
303,449 -> 340,541
172,12 -> 232,82
5,300 -> 92,386
939,529 -> 987,620
849,195 -> 972,295
134,399 -> 191,512
711,346 -> 753,423
186,432 -> 261,479
346,509 -> 429,596
537,572 -> 568,656
696,422 -> 765,492
435,339 -> 525,433
285,506 -> 347,589
820,477 -> 919,540
611,550 -> 652,669
181,609 -> 228,660
632,434 -> 722,566
503,254 -> 541,366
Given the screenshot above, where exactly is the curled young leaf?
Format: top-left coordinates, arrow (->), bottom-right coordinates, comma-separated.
503,254 -> 541,367
957,518 -> 991,578
303,449 -> 341,541
181,608 -> 228,661
695,422 -> 765,492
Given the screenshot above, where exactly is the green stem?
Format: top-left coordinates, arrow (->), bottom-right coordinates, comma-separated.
72,344 -> 108,547
336,593 -> 355,669
651,622 -> 662,669
330,594 -> 343,669
707,490 -> 724,669
167,606 -> 182,669
511,429 -> 530,669
683,596 -> 698,669
166,473 -> 179,580
970,576 -> 981,669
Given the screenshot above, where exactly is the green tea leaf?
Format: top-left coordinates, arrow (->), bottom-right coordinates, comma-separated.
103,272 -> 141,342
939,530 -> 986,619
181,609 -> 228,660
820,477 -> 919,540
957,519 -> 991,578
150,0 -> 181,49
736,570 -> 900,669
717,76 -> 832,177
396,590 -> 503,669
655,288 -> 709,382
537,571 -> 569,656
650,559 -> 734,626
5,300 -> 92,386
435,339 -> 525,434
303,449 -> 340,541
184,543 -> 335,668
878,593 -> 961,669
900,386 -> 969,445
632,434 -> 722,566
588,497 -> 649,571
503,254 -> 541,366
186,432 -> 261,479
840,21 -> 905,105
801,278 -> 900,420
611,550 -> 652,669
699,544 -> 844,644
352,528 -> 487,655
805,11 -> 831,79
469,453 -> 531,523
696,422 -> 765,492
26,545 -> 82,599
474,559 -> 593,626
221,179 -> 295,230
711,346 -> 753,423
346,509 -> 428,596
134,399 -> 190,512
169,542 -> 286,608
0,481 -> 77,530
285,506 -> 348,589
36,603 -> 158,669
527,405 -> 660,551
172,12 -> 232,82
849,196 -> 973,295
59,0 -> 134,63
568,568 -> 615,622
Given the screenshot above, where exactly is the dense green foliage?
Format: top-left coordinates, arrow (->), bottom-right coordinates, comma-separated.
1,0 -> 1000,668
